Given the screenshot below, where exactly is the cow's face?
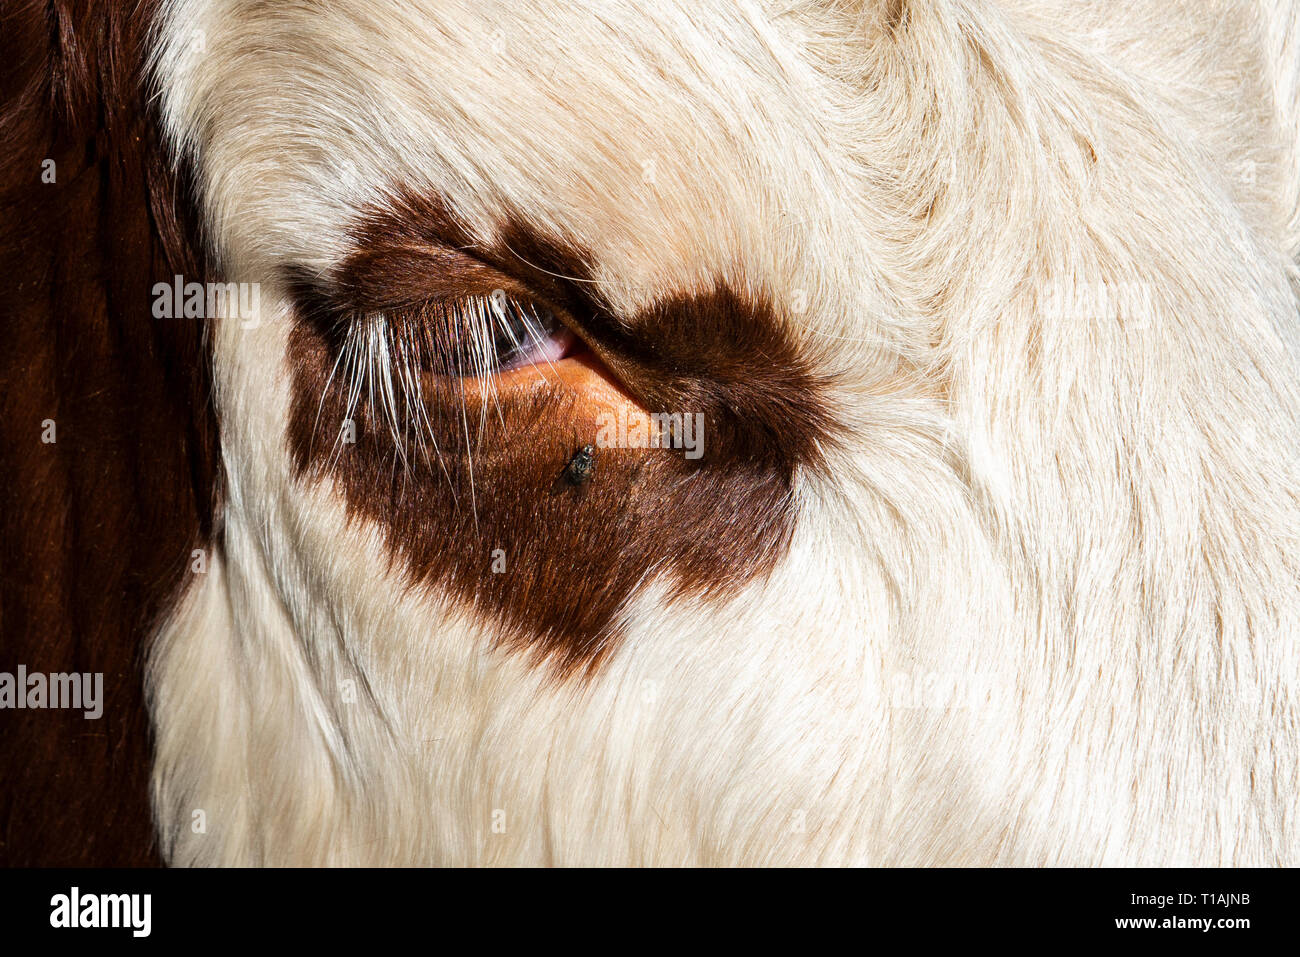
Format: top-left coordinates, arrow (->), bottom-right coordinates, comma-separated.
160,0 -> 883,671
147,0 -> 986,865
141,0 -> 1300,866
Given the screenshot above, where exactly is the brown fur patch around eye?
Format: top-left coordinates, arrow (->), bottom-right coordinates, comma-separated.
286,192 -> 836,678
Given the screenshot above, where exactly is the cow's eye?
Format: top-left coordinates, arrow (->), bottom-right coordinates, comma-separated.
483,294 -> 575,373
385,290 -> 580,381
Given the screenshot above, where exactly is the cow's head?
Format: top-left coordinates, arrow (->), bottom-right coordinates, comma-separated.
5,0 -> 1298,865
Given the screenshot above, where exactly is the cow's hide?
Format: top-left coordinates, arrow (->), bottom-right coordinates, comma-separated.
2,0 -> 1299,865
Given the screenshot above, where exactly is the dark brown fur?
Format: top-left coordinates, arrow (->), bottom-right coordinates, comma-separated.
0,1 -> 217,865
287,191 -> 835,677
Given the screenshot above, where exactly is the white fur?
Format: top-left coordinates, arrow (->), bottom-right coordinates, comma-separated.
147,0 -> 1300,864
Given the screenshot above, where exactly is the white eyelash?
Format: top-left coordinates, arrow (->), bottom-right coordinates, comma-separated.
319,292 -> 563,522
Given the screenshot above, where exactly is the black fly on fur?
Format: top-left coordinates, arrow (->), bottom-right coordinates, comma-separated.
563,444 -> 596,486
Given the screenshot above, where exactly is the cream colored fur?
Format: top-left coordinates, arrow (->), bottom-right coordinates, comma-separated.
147,0 -> 1300,864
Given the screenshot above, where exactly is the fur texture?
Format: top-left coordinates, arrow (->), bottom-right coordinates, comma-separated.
143,0 -> 1300,865
0,0 -> 215,866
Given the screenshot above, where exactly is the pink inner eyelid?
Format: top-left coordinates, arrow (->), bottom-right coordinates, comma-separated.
497,326 -> 577,372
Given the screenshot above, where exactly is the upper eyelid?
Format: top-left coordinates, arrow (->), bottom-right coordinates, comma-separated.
332,245 -> 537,313
307,238 -> 579,335
286,239 -> 585,392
